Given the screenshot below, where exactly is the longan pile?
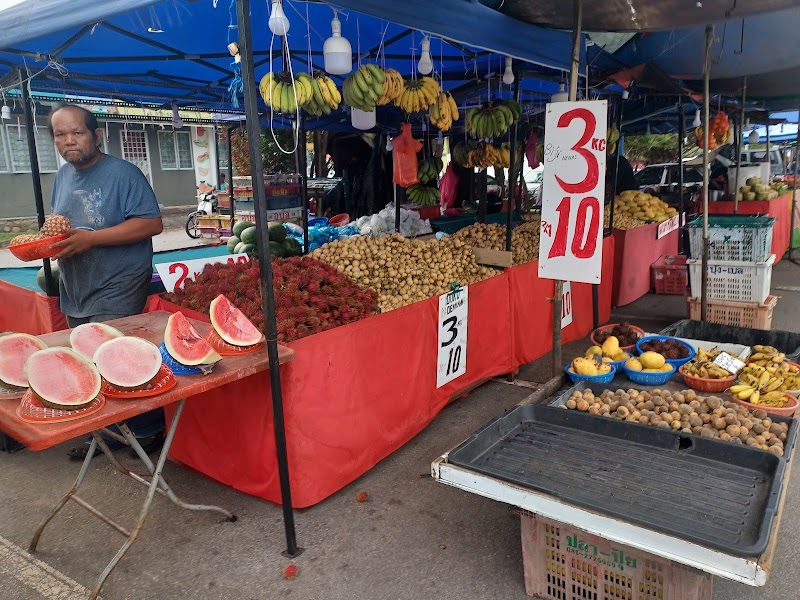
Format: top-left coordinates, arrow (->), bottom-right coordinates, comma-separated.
563,388 -> 789,457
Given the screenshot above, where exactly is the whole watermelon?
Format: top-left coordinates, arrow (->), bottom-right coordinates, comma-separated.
37,264 -> 60,293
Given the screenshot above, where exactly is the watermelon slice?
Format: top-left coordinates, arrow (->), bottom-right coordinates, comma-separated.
69,322 -> 124,361
94,337 -> 162,388
164,312 -> 222,366
0,333 -> 48,389
25,347 -> 101,410
209,294 -> 265,347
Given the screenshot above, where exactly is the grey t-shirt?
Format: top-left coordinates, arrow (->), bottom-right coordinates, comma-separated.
52,154 -> 161,318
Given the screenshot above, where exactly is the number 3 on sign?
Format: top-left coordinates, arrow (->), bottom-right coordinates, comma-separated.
437,286 -> 468,388
539,100 -> 607,284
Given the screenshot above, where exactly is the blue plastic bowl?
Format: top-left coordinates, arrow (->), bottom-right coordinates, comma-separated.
564,364 -> 617,384
623,364 -> 676,386
636,335 -> 696,368
308,217 -> 329,227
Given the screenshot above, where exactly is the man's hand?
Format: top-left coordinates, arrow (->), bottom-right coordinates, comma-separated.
52,229 -> 96,260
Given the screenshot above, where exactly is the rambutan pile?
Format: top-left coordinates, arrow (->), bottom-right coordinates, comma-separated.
163,257 -> 379,343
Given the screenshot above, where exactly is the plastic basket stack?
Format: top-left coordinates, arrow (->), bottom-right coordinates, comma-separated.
686,215 -> 777,330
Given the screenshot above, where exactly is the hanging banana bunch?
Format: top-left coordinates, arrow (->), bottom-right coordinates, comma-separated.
466,99 -> 521,139
302,72 -> 342,117
429,92 -> 460,131
395,77 -> 441,113
376,68 -> 405,105
342,64 -> 387,112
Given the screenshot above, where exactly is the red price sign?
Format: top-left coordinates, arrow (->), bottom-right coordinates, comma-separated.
539,101 -> 607,284
155,254 -> 250,293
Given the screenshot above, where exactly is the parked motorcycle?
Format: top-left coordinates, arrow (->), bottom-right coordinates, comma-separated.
186,184 -> 227,239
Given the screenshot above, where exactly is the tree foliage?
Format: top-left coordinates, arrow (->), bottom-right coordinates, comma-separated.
230,128 -> 299,176
623,134 -> 680,165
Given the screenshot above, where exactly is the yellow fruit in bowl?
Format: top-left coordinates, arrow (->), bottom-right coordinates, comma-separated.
625,357 -> 643,372
639,351 -> 666,369
585,345 -> 603,358
602,357 -> 614,363
598,363 -> 612,375
572,357 -> 599,376
601,336 -> 620,358
613,351 -> 630,361
643,368 -> 661,373
659,364 -> 674,373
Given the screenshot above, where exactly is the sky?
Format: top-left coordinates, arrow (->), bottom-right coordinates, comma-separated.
0,0 -> 25,9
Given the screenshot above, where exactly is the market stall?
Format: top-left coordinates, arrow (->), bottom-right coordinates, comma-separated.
704,193 -> 793,262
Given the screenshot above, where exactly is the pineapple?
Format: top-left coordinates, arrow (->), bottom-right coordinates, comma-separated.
9,234 -> 44,246
40,214 -> 72,237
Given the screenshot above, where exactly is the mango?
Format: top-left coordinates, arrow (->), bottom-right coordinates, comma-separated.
639,351 -> 666,370
601,336 -> 620,358
625,357 -> 643,372
659,364 -> 674,372
585,345 -> 603,358
572,357 -> 598,376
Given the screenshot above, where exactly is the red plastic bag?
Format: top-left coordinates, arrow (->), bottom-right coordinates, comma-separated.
525,132 -> 539,169
439,163 -> 460,211
392,123 -> 423,188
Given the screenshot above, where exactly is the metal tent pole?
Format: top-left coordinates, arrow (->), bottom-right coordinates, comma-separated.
791,112 -> 799,262
677,102 -> 686,255
505,75 -> 521,252
551,0 -> 582,377
734,77 -> 747,215
700,26 -> 713,322
20,73 -> 56,297
298,114 -> 309,254
227,126 -> 236,229
234,0 -> 300,557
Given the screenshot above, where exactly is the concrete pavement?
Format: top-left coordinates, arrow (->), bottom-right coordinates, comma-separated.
1,248 -> 799,599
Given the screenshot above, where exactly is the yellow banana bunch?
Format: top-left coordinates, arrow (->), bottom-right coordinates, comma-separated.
259,71 -> 310,114
466,99 -> 521,139
428,92 -> 460,131
395,77 -> 440,113
682,348 -> 736,380
730,359 -> 797,406
492,145 -> 512,170
302,73 -> 341,117
458,142 -> 504,169
342,64 -> 386,112
746,345 -> 800,391
376,68 -> 404,105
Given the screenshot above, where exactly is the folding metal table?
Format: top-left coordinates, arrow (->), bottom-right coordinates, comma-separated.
0,311 -> 294,599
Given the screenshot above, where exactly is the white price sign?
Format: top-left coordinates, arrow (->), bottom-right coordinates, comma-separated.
155,254 -> 250,292
267,207 -> 303,221
437,286 -> 468,388
539,100 -> 607,284
657,215 -> 680,239
714,352 -> 746,375
561,281 -> 573,329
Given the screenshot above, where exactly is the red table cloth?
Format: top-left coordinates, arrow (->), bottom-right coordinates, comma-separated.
611,224 -> 679,308
0,280 -> 67,335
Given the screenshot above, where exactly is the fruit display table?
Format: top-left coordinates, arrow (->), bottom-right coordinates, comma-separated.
704,193 -> 793,262
611,223 -> 679,307
0,312 -> 294,599
152,238 -> 614,508
0,279 -> 66,335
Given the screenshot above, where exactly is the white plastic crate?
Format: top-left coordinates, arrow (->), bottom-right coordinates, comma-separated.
687,216 -> 774,262
520,512 -> 713,600
688,254 -> 774,303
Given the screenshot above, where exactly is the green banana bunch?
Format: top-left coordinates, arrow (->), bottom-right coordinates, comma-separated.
417,158 -> 444,184
258,71 -> 314,114
406,184 -> 440,207
466,99 -> 521,139
302,72 -> 342,117
342,64 -> 386,112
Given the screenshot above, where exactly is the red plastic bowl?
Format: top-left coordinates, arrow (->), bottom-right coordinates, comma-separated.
328,213 -> 351,227
731,393 -> 798,418
679,364 -> 736,393
590,324 -> 646,351
8,234 -> 69,261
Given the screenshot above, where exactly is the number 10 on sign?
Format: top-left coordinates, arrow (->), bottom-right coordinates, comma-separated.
539,100 -> 607,284
437,286 -> 468,388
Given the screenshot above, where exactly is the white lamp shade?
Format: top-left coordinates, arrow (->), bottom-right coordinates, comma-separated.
268,0 -> 290,37
1,106 -> 10,120
351,108 -> 376,130
692,109 -> 701,127
323,17 -> 352,75
502,57 -> 514,85
417,37 -> 433,75
748,129 -> 760,144
550,84 -> 568,103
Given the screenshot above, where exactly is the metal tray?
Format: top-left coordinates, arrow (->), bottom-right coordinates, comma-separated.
660,320 -> 800,362
448,403 -> 787,556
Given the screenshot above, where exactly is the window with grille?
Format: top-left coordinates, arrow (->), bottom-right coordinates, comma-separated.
6,124 -> 58,173
120,130 -> 151,181
158,130 -> 193,170
217,131 -> 229,170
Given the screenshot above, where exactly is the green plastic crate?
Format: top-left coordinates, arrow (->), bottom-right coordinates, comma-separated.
687,215 -> 775,262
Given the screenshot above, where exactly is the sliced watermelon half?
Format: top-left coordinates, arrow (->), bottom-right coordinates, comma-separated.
24,347 -> 101,410
209,294 -> 265,347
164,312 -> 222,366
69,322 -> 125,361
0,333 -> 48,389
94,337 -> 162,389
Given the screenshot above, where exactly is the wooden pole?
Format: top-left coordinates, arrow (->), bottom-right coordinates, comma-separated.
700,25 -> 713,322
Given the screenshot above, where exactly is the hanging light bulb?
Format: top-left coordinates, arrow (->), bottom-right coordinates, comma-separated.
621,89 -> 629,100
502,57 -> 515,85
748,127 -> 760,145
323,12 -> 352,75
268,0 -> 290,37
550,83 -> 568,103
171,103 -> 183,129
692,109 -> 701,128
1,105 -> 10,120
417,36 -> 433,76
351,107 -> 375,131
386,137 -> 393,152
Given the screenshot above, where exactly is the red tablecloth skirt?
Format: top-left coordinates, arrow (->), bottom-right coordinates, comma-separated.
704,193 -> 792,262
0,280 -> 67,335
612,224 -> 679,307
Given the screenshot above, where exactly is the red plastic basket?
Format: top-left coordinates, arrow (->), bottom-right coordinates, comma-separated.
678,364 -> 736,393
590,324 -> 646,351
652,255 -> 688,295
8,234 -> 69,261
